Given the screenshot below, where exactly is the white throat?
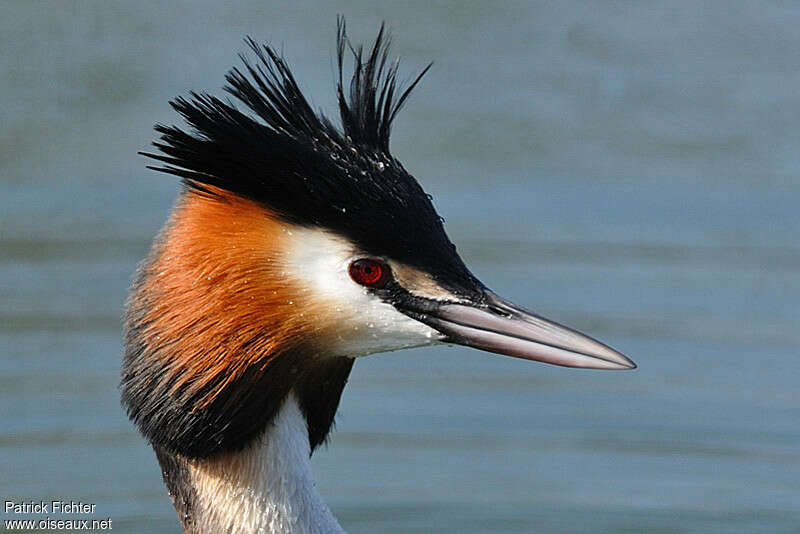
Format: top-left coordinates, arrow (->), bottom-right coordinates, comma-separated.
188,394 -> 345,534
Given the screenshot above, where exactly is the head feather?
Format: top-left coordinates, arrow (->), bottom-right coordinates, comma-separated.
142,17 -> 476,294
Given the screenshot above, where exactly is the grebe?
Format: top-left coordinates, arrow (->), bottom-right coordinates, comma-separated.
122,19 -> 635,534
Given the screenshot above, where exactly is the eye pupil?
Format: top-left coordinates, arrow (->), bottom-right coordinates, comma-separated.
349,259 -> 388,287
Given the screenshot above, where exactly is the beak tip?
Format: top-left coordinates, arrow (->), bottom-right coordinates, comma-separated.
617,353 -> 637,370
603,350 -> 636,371
588,355 -> 636,371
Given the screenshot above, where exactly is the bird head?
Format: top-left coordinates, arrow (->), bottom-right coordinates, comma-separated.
122,19 -> 634,461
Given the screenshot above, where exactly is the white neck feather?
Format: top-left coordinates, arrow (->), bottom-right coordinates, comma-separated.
187,394 -> 345,534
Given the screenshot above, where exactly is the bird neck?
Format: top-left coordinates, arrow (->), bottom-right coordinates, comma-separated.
157,393 -> 345,534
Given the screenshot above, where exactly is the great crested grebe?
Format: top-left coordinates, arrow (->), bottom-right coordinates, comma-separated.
122,19 -> 635,534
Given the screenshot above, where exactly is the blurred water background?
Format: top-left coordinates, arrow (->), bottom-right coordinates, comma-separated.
2,1 -> 799,532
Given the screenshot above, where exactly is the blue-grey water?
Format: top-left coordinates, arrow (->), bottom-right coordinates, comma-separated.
2,2 -> 798,533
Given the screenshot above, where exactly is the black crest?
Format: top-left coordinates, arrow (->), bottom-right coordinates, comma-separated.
143,18 -> 478,293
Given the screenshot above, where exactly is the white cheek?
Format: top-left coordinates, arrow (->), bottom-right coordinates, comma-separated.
286,226 -> 442,357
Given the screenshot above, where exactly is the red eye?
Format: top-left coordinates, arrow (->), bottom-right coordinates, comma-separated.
349,258 -> 389,288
